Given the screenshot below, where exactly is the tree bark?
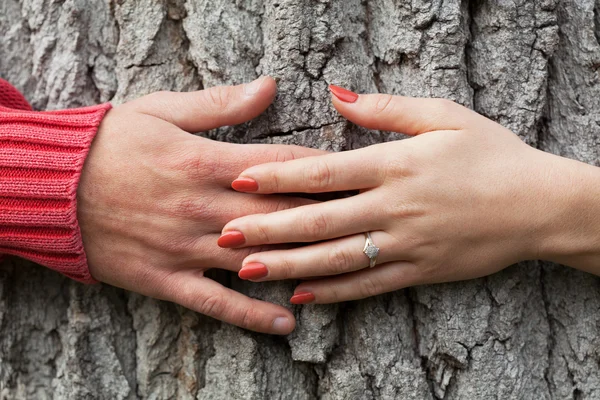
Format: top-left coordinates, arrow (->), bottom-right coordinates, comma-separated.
1,0 -> 599,398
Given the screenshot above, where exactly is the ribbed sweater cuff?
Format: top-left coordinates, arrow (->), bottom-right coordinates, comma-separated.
0,103 -> 112,283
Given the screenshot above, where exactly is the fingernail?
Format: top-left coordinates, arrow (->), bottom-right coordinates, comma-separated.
232,178 -> 259,192
244,76 -> 267,96
329,84 -> 359,103
272,317 -> 293,335
217,231 -> 246,248
238,262 -> 269,281
290,291 -> 315,305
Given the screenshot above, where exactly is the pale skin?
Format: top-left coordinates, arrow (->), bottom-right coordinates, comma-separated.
77,77 -> 326,334
221,87 -> 600,305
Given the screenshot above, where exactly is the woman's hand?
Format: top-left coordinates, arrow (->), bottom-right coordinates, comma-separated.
219,86 -> 600,304
78,77 -> 326,334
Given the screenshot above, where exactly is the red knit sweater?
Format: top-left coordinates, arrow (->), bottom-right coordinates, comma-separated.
0,78 -> 111,283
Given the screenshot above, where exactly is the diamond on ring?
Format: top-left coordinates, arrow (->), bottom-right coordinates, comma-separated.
363,232 -> 380,268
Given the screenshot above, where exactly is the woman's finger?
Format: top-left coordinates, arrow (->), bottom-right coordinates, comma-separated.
231,146 -> 383,194
329,85 -> 481,135
218,191 -> 384,248
161,270 -> 296,335
288,261 -> 423,304
237,231 -> 402,281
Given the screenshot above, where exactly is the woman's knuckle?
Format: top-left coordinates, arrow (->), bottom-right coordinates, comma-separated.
259,168 -> 280,193
278,257 -> 296,279
305,160 -> 333,192
384,154 -> 410,179
255,221 -> 272,243
327,245 -> 354,274
358,276 -> 381,298
274,148 -> 296,163
303,212 -> 329,238
374,94 -> 394,116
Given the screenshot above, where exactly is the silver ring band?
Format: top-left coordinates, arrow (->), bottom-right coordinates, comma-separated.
363,232 -> 380,268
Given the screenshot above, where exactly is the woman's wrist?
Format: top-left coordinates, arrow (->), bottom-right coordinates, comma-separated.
536,152 -> 600,272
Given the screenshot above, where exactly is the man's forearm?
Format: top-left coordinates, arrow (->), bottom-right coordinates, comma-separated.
0,78 -> 111,283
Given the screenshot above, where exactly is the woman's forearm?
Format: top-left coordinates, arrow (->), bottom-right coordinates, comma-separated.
539,152 -> 600,273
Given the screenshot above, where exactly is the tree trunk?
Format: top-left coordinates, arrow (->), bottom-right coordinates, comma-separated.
1,0 -> 599,398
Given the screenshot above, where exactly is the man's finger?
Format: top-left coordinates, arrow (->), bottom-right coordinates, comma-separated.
130,76 -> 277,132
329,85 -> 481,135
163,270 -> 296,335
217,193 -> 318,224
217,143 -> 330,186
173,190 -> 318,228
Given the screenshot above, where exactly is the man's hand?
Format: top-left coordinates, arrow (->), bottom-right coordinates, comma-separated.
76,77 -> 325,334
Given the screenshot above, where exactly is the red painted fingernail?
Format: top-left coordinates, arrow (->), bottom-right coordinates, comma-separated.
329,85 -> 359,103
239,262 -> 269,280
232,178 -> 259,192
217,231 -> 246,248
290,291 -> 315,305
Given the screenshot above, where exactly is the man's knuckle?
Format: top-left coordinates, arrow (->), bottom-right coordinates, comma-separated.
177,154 -> 204,179
135,91 -> 178,121
305,160 -> 333,192
131,265 -> 168,299
431,98 -> 459,116
143,90 -> 170,104
171,196 -> 209,220
196,292 -> 226,318
178,150 -> 222,181
237,307 -> 260,330
159,235 -> 196,257
206,86 -> 232,111
273,198 -> 296,213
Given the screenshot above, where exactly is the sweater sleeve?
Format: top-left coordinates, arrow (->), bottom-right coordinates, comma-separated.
0,78 -> 111,283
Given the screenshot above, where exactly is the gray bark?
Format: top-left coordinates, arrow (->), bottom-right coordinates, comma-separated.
0,0 -> 599,398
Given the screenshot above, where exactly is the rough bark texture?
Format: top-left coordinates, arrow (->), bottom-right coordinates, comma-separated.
1,0 -> 599,399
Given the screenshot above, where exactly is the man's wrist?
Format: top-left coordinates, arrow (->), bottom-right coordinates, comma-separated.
0,102 -> 111,283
